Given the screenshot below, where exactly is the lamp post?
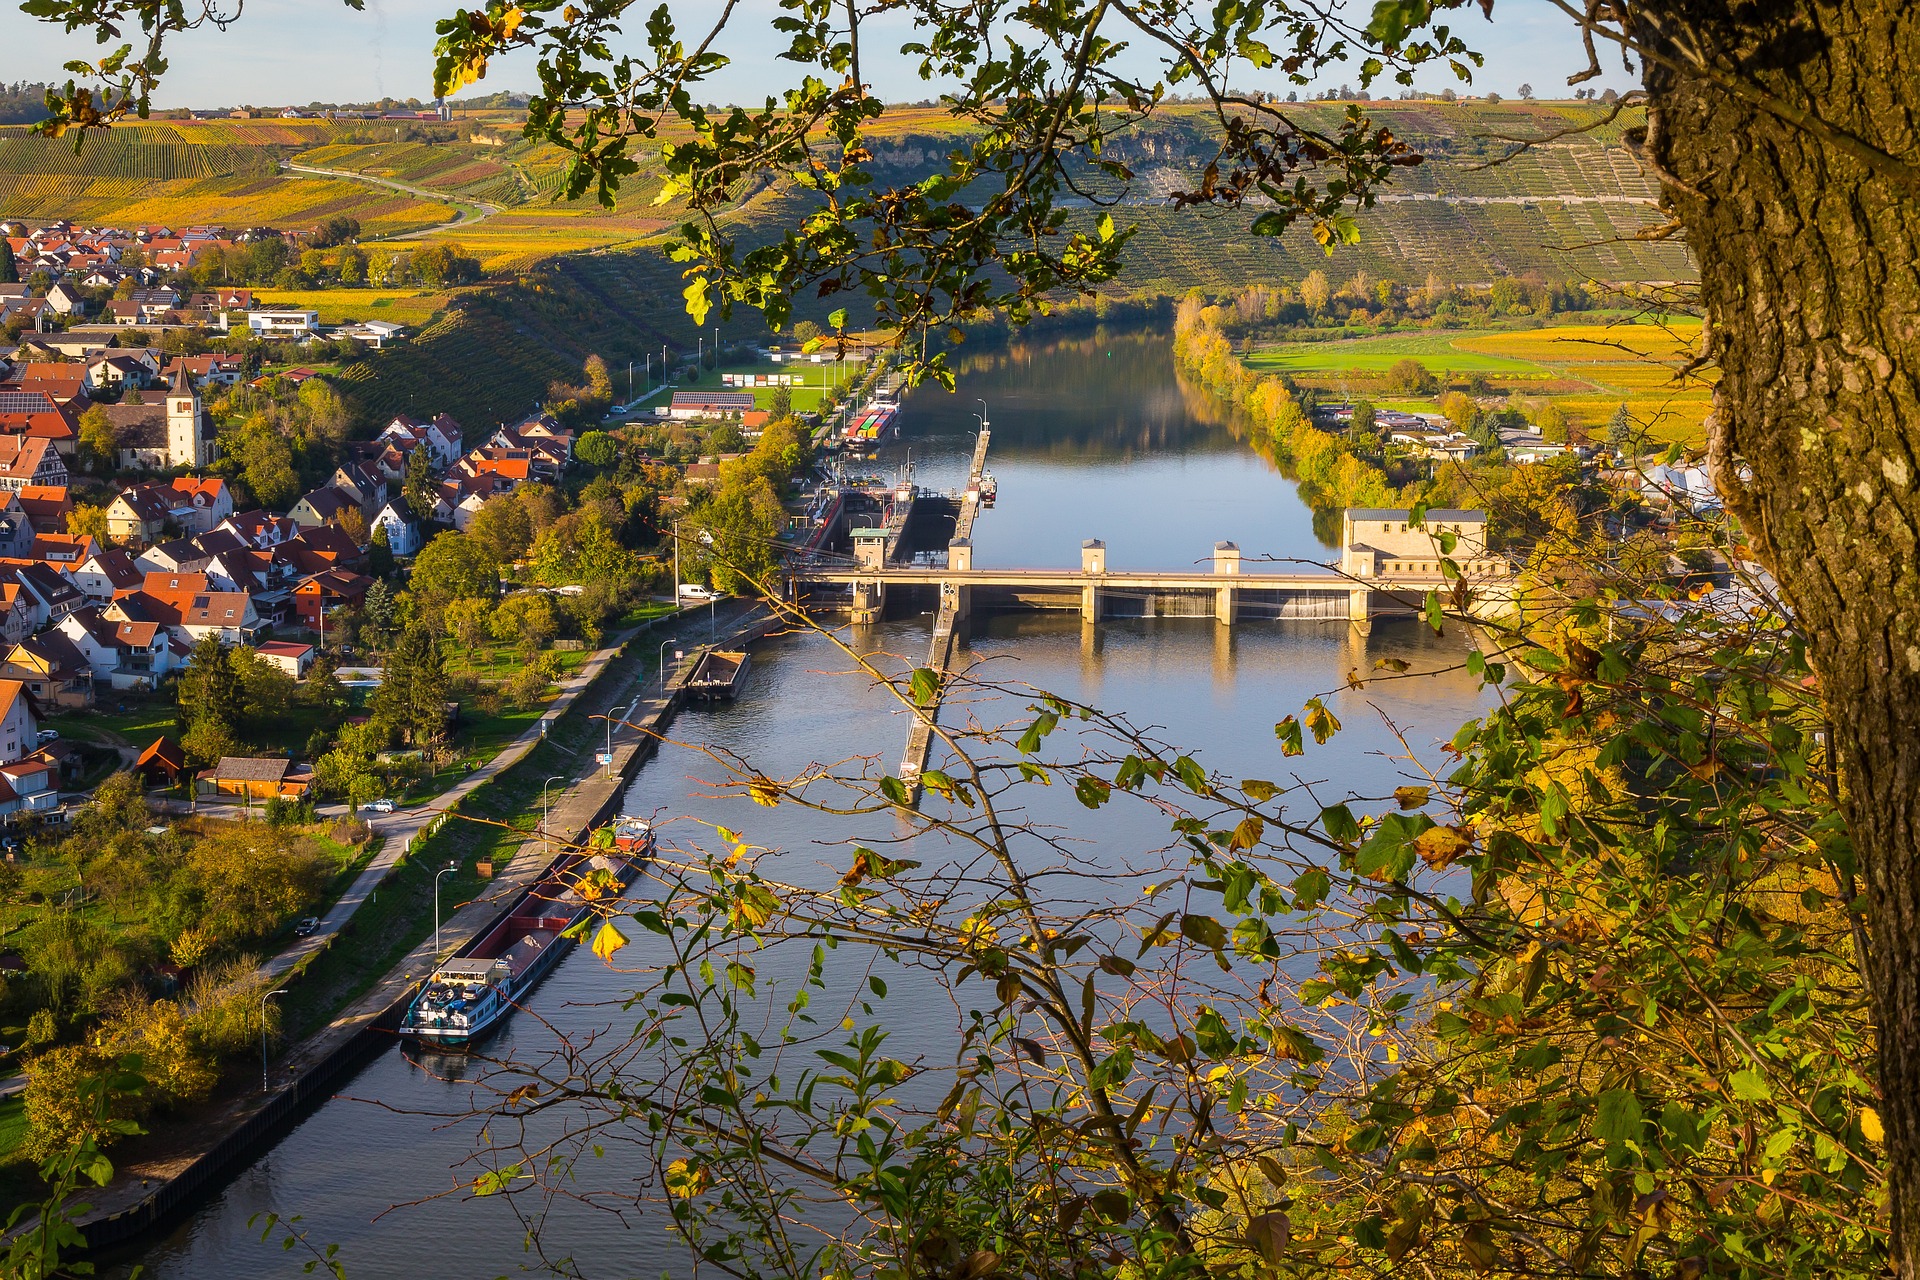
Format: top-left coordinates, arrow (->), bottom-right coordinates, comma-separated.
659,637 -> 679,692
261,988 -> 287,1092
542,775 -> 565,854
601,712 -> 614,778
434,862 -> 459,957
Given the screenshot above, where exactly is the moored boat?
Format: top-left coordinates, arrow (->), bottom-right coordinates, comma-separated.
399,847 -> 643,1048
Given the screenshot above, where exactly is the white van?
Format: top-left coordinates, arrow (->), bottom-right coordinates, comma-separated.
677,583 -> 718,601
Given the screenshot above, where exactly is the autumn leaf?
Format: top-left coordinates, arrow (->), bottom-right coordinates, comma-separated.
1393,785 -> 1430,810
1415,825 -> 1473,869
590,920 -> 627,963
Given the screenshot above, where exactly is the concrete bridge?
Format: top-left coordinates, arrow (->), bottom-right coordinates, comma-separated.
797,536 -> 1515,632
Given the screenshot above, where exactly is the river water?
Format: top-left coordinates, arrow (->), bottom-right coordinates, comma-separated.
119,330 -> 1493,1279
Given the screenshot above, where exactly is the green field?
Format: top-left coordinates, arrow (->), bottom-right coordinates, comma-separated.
1244,331 -> 1542,375
1243,319 -> 1714,445
707,360 -> 857,412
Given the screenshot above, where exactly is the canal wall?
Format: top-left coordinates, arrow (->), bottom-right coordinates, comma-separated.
46,607 -> 783,1257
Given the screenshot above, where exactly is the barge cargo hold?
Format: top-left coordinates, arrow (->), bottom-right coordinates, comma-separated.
399,836 -> 650,1048
682,648 -> 751,701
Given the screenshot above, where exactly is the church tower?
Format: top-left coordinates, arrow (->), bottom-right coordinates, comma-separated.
165,368 -> 209,470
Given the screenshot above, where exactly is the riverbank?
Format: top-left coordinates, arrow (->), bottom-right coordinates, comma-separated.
23,605 -> 781,1259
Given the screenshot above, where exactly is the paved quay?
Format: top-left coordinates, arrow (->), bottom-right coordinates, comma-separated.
32,603 -> 779,1254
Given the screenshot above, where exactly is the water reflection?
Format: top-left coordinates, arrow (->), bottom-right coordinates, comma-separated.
120,330 -> 1493,1280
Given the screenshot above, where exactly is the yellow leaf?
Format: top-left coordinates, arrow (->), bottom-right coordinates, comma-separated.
591,920 -> 628,963
1861,1106 -> 1884,1145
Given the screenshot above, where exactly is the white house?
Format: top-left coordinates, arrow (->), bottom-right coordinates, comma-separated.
58,607 -> 183,691
0,679 -> 37,766
247,309 -> 320,337
336,319 -> 406,348
371,500 -> 422,556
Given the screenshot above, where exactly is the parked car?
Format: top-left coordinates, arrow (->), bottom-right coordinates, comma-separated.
361,798 -> 396,814
35,729 -> 58,746
677,583 -> 718,601
293,916 -> 321,937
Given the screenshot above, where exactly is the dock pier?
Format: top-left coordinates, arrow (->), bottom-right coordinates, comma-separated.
894,428 -> 992,800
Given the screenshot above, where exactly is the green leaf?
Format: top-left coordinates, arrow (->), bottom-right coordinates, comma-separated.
909,666 -> 940,706
878,775 -> 911,805
1355,812 -> 1432,882
1275,715 -> 1305,756
1321,804 -> 1361,844
1303,698 -> 1341,744
1179,914 -> 1228,949
1594,1088 -> 1643,1145
1730,1069 -> 1772,1102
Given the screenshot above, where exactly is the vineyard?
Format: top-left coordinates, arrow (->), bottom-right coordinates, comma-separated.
251,288 -> 455,325
0,124 -> 452,234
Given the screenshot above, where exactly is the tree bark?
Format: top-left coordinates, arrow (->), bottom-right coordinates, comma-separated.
1636,2 -> 1919,1272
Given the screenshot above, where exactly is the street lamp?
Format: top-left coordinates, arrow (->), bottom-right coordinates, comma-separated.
434,862 -> 459,957
542,775 -> 565,854
261,988 -> 288,1092
659,637 -> 680,692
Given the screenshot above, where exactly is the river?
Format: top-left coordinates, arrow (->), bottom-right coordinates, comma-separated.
116,329 -> 1494,1279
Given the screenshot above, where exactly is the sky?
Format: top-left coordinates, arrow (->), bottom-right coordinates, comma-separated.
6,0 -> 1636,109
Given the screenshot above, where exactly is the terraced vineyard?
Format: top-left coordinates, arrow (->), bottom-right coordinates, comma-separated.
0,123 -> 452,234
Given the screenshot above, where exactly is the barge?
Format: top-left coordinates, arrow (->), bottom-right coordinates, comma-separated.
399,829 -> 652,1048
683,648 -> 751,701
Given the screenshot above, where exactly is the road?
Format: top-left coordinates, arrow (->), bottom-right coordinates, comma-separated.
282,161 -> 499,239
253,619 -> 661,987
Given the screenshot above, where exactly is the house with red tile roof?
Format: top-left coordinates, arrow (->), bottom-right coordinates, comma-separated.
292,568 -> 372,628
0,438 -> 70,492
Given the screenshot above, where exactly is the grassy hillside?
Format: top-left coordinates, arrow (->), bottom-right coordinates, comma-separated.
2,100 -> 1700,441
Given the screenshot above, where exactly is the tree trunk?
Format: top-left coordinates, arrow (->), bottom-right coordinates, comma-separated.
1637,2 -> 1919,1272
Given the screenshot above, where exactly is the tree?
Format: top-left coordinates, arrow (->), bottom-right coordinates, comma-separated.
1605,402 -> 1634,451
402,444 -> 434,519
180,716 -> 242,770
410,243 -> 453,287
1536,400 -> 1570,443
363,579 -> 398,639
369,521 -> 394,578
407,531 -> 498,611
791,319 -> 823,345
1300,269 -> 1331,315
225,416 -> 299,511
1349,399 -> 1376,440
177,634 -> 244,733
371,624 -> 449,745
575,430 -> 619,469
0,238 -> 15,285
1438,390 -> 1476,430
77,407 -> 117,469
66,504 -> 108,545
466,493 -> 533,565
1382,356 -> 1436,395
1517,81 -> 1533,98
443,596 -> 492,657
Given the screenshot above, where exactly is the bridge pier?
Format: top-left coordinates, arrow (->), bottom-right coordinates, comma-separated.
1349,586 -> 1372,636
947,538 -> 972,621
1213,541 -> 1240,626
1081,539 -> 1106,622
852,578 -> 887,625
